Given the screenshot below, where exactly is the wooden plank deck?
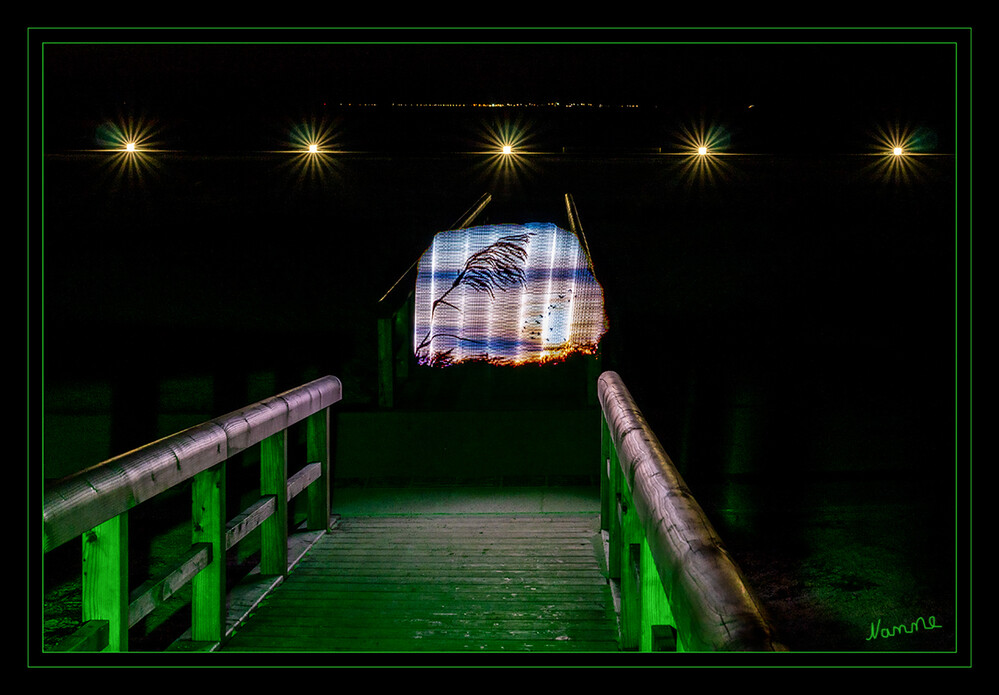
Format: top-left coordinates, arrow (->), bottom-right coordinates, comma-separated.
221,513 -> 620,652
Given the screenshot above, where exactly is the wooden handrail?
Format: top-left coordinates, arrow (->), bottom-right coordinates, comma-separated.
43,375 -> 341,553
598,370 -> 782,652
43,375 -> 342,652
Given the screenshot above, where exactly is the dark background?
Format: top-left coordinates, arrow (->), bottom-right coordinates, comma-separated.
35,28 -> 962,454
41,33 -> 955,153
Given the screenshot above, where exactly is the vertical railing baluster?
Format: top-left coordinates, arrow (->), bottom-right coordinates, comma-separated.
619,485 -> 641,650
600,412 -> 611,533
306,408 -> 331,531
607,426 -> 622,581
191,463 -> 226,642
260,430 -> 289,576
639,538 -> 675,651
82,513 -> 129,652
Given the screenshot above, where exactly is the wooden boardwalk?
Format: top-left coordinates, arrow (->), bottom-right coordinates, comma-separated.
221,513 -> 620,652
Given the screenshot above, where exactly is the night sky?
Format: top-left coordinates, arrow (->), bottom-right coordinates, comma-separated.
29,27 -> 970,468
31,26 -> 967,391
37,28 -> 958,153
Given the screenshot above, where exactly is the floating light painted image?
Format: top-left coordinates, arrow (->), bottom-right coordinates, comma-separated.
414,223 -> 608,367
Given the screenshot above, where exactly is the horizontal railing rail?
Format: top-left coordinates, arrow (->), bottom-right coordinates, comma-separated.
598,370 -> 782,652
43,375 -> 342,652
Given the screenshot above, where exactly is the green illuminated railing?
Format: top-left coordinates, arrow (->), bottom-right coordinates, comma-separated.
598,371 -> 782,652
43,375 -> 342,652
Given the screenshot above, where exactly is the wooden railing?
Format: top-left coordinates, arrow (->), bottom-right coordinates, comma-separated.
43,375 -> 342,652
598,371 -> 783,652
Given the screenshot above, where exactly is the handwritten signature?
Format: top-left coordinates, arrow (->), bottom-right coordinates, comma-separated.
867,615 -> 943,641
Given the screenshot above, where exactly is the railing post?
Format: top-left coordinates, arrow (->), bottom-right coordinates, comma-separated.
619,485 -> 641,650
600,412 -> 611,532
82,513 -> 129,651
191,463 -> 226,643
260,430 -> 289,576
606,421 -> 622,581
639,538 -> 676,652
606,408 -> 675,652
306,408 -> 331,531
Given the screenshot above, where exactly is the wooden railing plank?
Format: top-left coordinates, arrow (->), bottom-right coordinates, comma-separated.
289,461 -> 321,504
224,461 -> 319,553
52,620 -> 109,652
129,543 -> 212,628
226,496 -> 277,551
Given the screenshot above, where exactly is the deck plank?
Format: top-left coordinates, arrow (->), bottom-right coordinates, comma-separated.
221,514 -> 619,652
